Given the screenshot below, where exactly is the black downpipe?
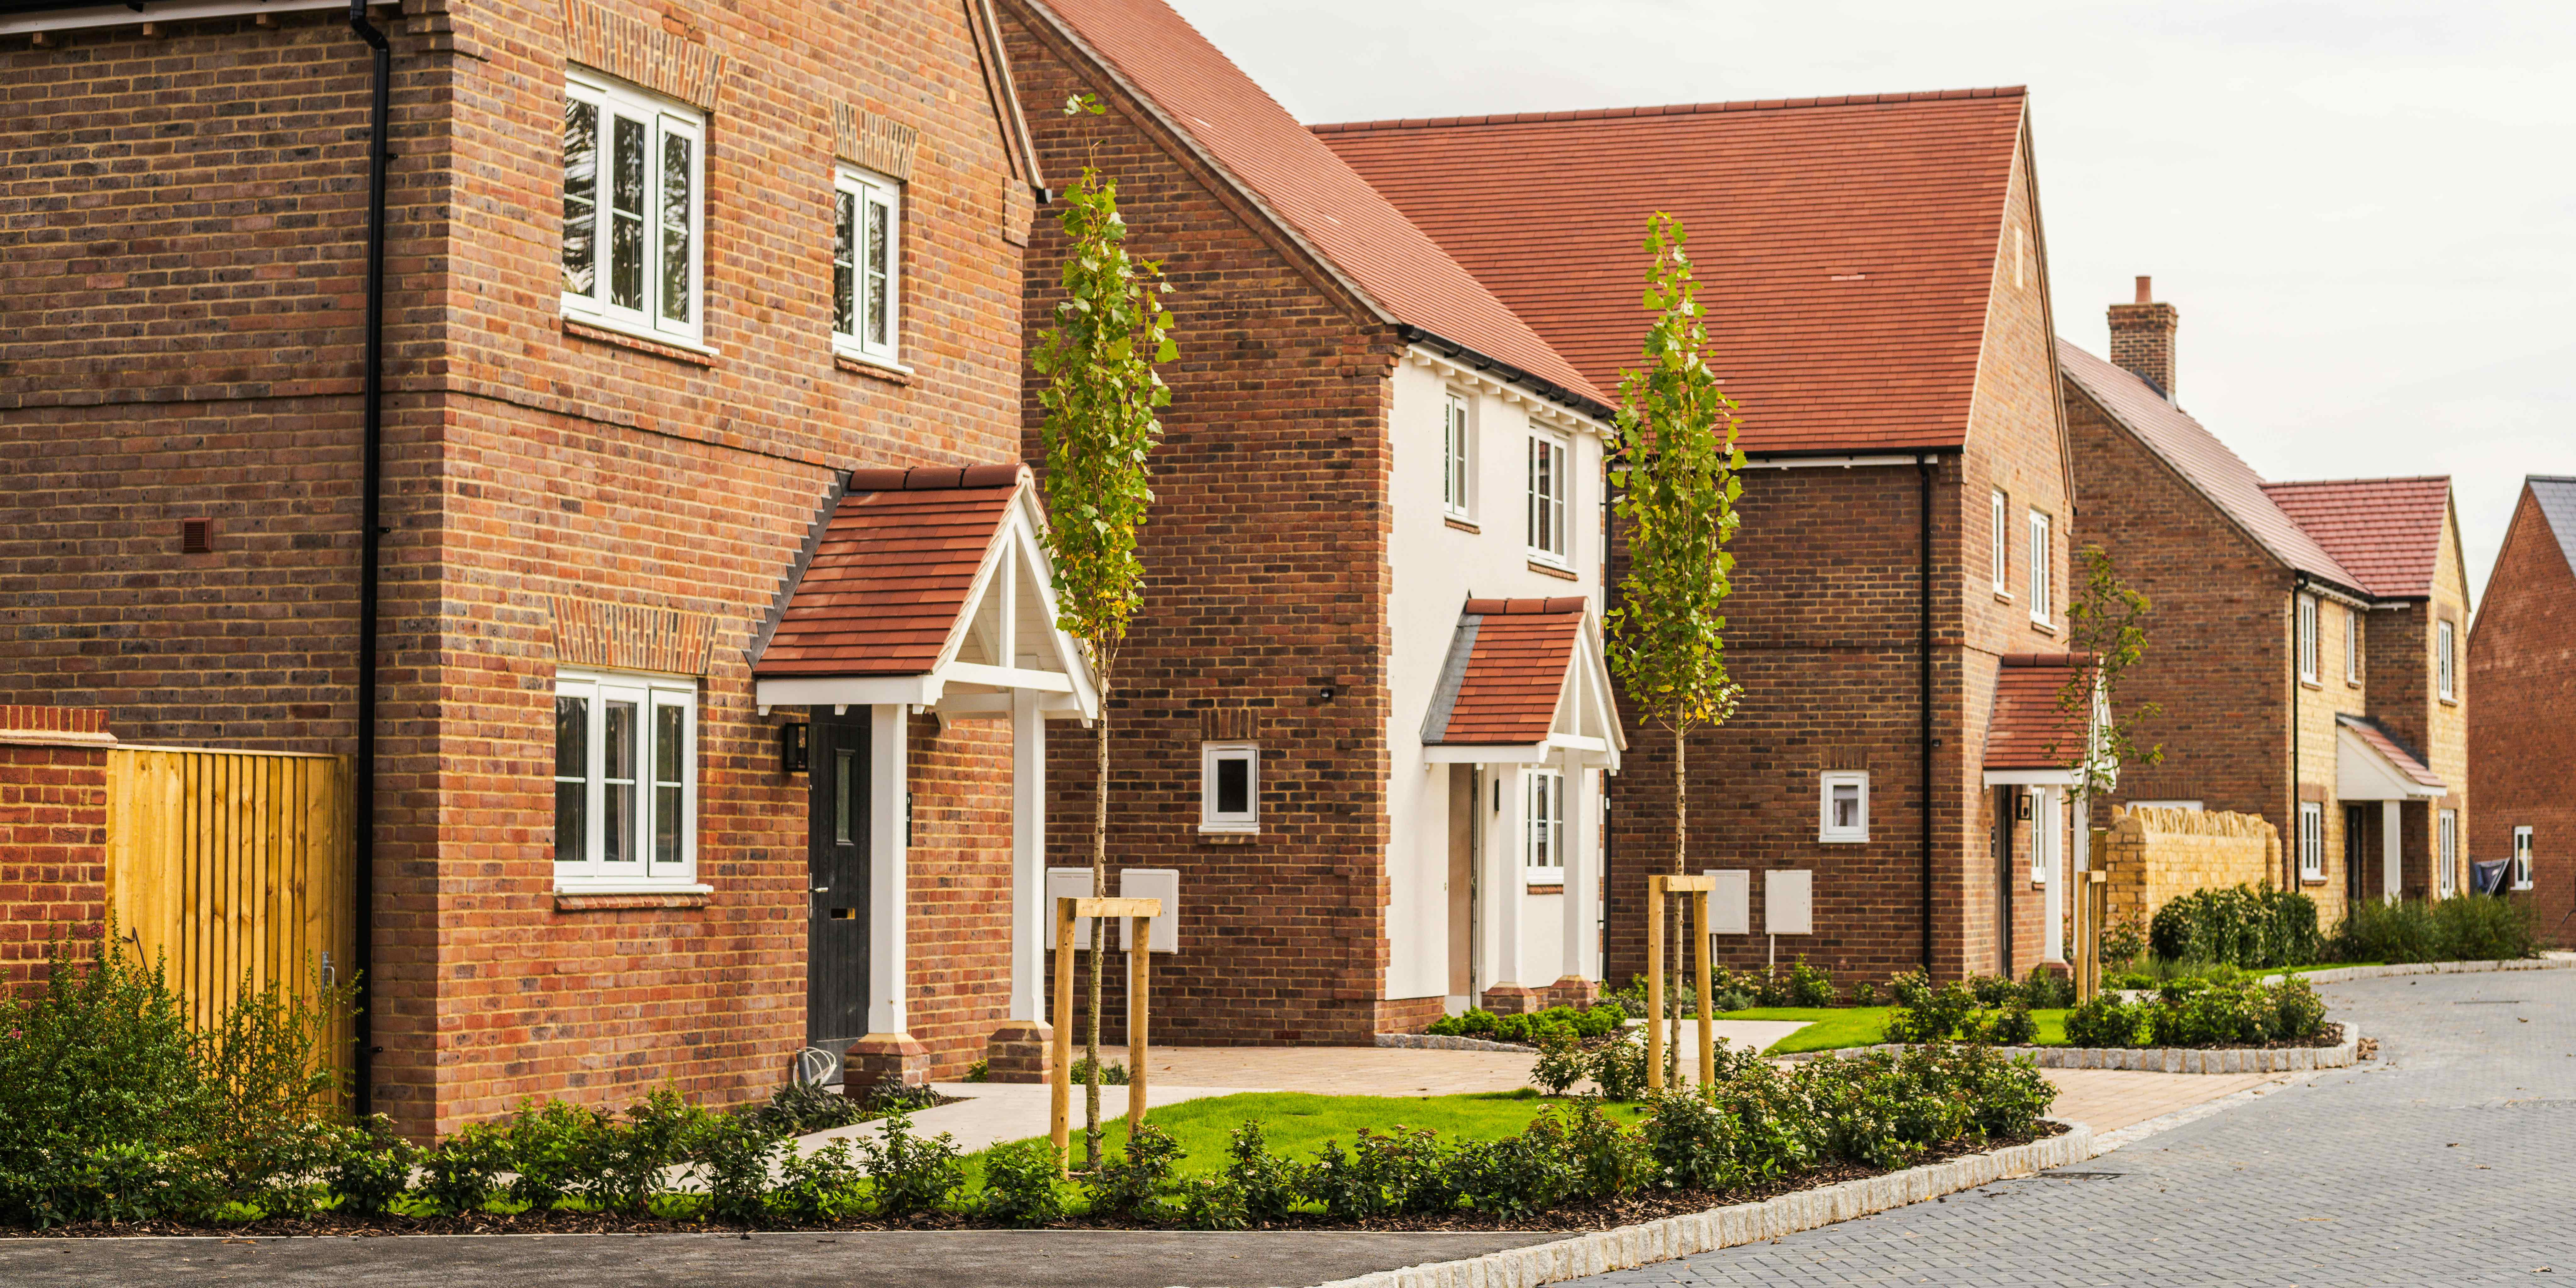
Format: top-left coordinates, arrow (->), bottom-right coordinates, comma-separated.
349,0 -> 391,1118
1918,457 -> 1936,975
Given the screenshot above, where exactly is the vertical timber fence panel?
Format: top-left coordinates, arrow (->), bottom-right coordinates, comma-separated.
104,747 -> 357,1094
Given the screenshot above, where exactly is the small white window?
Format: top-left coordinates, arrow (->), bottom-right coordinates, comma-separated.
1525,769 -> 1565,884
2438,809 -> 2458,896
2029,788 -> 2057,884
2298,801 -> 2324,881
1819,771 -> 1868,843
2345,609 -> 2362,684
2027,511 -> 2052,624
2436,619 -> 2456,701
832,166 -> 903,366
2512,826 -> 2534,891
1990,490 -> 2010,594
1441,390 -> 1474,519
561,71 -> 704,346
554,669 -> 698,889
2297,594 -> 2320,684
1527,431 -> 1570,564
1200,742 -> 1258,834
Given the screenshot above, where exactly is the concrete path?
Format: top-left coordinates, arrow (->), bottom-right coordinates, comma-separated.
1573,968 -> 2576,1285
802,1081 -> 1263,1156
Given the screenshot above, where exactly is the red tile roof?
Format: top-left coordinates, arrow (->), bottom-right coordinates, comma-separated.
754,465 -> 1026,677
1314,89 -> 2029,454
1016,0 -> 1606,408
1428,597 -> 1587,745
2057,340 -> 2367,594
2260,477 -> 2451,601
1985,653 -> 2093,770
2339,714 -> 2445,790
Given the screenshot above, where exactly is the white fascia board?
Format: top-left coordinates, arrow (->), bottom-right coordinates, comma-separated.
2,0 -> 340,35
1983,768 -> 2081,787
1403,345 -> 1609,438
753,675 -> 939,708
1739,454 -> 1928,470
2336,725 -> 2447,800
938,661 -> 1074,693
1543,733 -> 1610,754
1422,743 -> 1549,765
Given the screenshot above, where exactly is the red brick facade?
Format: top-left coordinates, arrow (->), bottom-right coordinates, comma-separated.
0,708 -> 114,991
4,0 -> 1040,1136
2469,481 -> 2575,944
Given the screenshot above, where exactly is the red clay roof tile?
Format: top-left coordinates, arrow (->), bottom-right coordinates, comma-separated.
2260,477 -> 2450,601
1432,599 -> 1586,745
753,466 -> 1028,677
1985,653 -> 2092,770
2339,714 -> 2445,790
1315,90 -> 2029,454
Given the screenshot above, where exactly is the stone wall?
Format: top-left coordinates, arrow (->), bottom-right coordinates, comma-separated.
2096,806 -> 2280,932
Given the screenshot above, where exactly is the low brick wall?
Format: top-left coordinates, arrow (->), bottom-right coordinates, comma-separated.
0,706 -> 116,991
2099,806 -> 2280,931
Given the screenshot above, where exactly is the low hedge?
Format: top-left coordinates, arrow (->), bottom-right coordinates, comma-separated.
2062,973 -> 2332,1049
1425,1000 -> 1629,1046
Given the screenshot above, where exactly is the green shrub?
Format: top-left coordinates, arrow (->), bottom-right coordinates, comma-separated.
1084,1122 -> 1182,1218
1490,1012 -> 1533,1044
2020,966 -> 2074,1010
1968,974 -> 2019,1007
695,1114 -> 787,1226
505,1098 -> 610,1210
1922,1043 -> 2056,1139
1066,1056 -> 1130,1086
1709,987 -> 1754,1014
418,1121 -> 510,1216
1640,1090 -> 1736,1190
976,1138 -> 1066,1227
198,970 -> 352,1208
325,1116 -> 415,1217
1852,981 -> 1879,1008
1554,1098 -> 1652,1200
2272,978 -> 2331,1041
1300,1137 -> 1384,1221
862,1108 -> 963,1216
774,1137 -> 867,1223
1356,1126 -> 1457,1215
1885,980 -> 1975,1043
1987,1004 -> 2038,1046
1587,1036 -> 1649,1101
2150,885 -> 2322,969
1887,969 -> 1933,1010
593,1085 -> 706,1213
1176,1174 -> 1249,1229
2333,895 -> 2538,963
2063,994 -> 2141,1047
1448,1130 -> 1573,1216
2101,915 -> 2149,966
962,1060 -> 990,1084
1788,958 -> 1837,1007
1530,1042 -> 1586,1096
746,1079 -> 872,1135
2151,976 -> 2273,1047
1220,1121 -> 1301,1223
1752,969 -> 1790,1008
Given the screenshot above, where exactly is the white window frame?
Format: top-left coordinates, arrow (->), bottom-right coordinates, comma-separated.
560,70 -> 705,348
2298,801 -> 2324,882
2438,809 -> 2458,896
2026,510 -> 2052,624
1526,430 -> 1571,566
2512,826 -> 2534,891
831,165 -> 903,367
1441,389 -> 1474,521
1819,770 -> 1869,844
553,668 -> 700,891
1525,769 -> 1566,885
1990,489 -> 2010,595
2297,594 -> 2320,684
2030,788 -> 2057,884
2436,619 -> 2456,701
1199,742 -> 1258,835
2345,609 -> 2362,684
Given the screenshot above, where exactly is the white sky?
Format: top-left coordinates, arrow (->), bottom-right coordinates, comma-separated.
1165,0 -> 2576,603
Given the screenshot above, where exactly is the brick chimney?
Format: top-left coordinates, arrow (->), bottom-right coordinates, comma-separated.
2107,275 -> 2178,398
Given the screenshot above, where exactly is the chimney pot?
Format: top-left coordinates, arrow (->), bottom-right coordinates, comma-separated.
2134,275 -> 2153,303
2106,278 -> 2178,397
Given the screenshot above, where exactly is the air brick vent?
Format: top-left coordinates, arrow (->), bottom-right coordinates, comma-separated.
181,518 -> 212,554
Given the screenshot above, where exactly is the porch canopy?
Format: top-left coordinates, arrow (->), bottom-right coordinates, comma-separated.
2337,714 -> 2446,802
1980,652 -> 2100,789
1420,596 -> 1623,769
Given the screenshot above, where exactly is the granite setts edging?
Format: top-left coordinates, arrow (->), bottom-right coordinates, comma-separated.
1781,1023 -> 2360,1073
1310,1122 -> 2095,1288
1376,1033 -> 1537,1053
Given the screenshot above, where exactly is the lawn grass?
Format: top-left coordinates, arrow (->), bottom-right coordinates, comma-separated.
956,1091 -> 1651,1195
1718,1006 -> 2072,1054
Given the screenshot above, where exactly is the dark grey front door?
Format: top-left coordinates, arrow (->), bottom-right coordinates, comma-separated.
807,712 -> 870,1058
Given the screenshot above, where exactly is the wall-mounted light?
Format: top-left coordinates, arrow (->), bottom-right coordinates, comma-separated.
2016,791 -> 2034,821
780,722 -> 808,774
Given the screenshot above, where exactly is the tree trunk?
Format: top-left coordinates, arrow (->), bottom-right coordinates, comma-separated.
1085,670 -> 1110,1169
1668,719 -> 1686,1086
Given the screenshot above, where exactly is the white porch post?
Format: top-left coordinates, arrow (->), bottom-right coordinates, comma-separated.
866,702 -> 910,1036
1560,756 -> 1596,985
1491,764 -> 1529,998
1008,690 -> 1045,1021
2383,800 -> 2403,901
2041,786 -> 2065,964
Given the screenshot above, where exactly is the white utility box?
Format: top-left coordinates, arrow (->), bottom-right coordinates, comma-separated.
1702,869 -> 1751,935
1765,869 -> 1813,935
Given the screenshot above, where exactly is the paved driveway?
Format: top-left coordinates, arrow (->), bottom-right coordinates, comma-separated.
1581,968 -> 2576,1286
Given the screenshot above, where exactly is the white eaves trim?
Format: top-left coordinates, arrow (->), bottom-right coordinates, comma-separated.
2336,724 -> 2446,801
1982,767 -> 2081,787
3,0 -> 341,34
1405,346 -> 1607,438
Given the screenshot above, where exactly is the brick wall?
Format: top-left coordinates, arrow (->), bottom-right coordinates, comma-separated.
2469,485 -> 2575,943
2096,805 -> 2279,930
2295,595 -> 2369,924
0,708 -> 114,991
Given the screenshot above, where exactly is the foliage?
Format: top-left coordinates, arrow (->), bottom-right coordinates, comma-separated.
418,1121 -> 510,1216
1175,1174 -> 1249,1230
963,1059 -> 991,1085
745,1078 -> 874,1135
1585,1037 -> 1651,1102
596,1085 -> 708,1213
2150,885 -> 2322,969
2329,895 -> 2538,964
696,1114 -> 787,1226
199,971 -> 353,1207
1426,1002 -> 1627,1044
2101,915 -> 2149,967
977,1138 -> 1068,1227
1639,1090 -> 1737,1191
1530,1043 -> 1587,1096
1220,1120 -> 1301,1223
2271,978 -> 2330,1041
1787,958 -> 1837,1008
2064,971 -> 2331,1048
774,1137 -> 867,1224
2051,545 -> 2163,803
2063,994 -> 2144,1047
325,1116 -> 416,1218
1085,1122 -> 1183,1218
1852,981 -> 1879,1008
1986,1004 -> 2039,1046
863,1107 -> 964,1217
505,1098 -> 611,1210
2020,966 -> 2075,1011
1067,1056 -> 1130,1086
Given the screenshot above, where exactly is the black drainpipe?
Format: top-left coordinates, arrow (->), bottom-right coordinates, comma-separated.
349,0 -> 391,1119
1918,455 -> 1936,975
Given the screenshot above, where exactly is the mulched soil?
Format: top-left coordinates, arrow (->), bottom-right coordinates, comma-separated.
5,1124 -> 2068,1239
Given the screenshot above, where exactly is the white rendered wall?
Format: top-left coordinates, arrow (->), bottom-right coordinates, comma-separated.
1383,358 -> 1606,1002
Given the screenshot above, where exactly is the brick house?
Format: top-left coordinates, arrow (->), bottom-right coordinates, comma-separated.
1,0 -> 1089,1135
998,0 -> 1628,1035
2468,477 -> 2576,942
1322,89 -> 2089,986
2061,281 -> 2472,926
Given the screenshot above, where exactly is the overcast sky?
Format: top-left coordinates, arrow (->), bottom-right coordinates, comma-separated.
1166,0 -> 2576,604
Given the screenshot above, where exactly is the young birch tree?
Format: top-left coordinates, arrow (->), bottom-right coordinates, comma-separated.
1032,95 -> 1175,1170
1604,214 -> 1744,1084
2051,546 -> 2163,969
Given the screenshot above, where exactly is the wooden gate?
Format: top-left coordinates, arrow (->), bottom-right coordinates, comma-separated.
104,746 -> 357,1085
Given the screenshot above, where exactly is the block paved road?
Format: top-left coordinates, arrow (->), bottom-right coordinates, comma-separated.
1583,968 -> 2576,1287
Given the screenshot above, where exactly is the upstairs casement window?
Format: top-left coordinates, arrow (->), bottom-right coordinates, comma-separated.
1199,742 -> 1258,835
553,669 -> 699,890
1441,390 -> 1474,520
831,166 -> 903,366
1527,431 -> 1571,564
1525,769 -> 1566,884
2297,594 -> 2320,684
2436,619 -> 2457,701
2345,610 -> 2363,685
1990,489 -> 2010,595
2026,510 -> 2052,624
2512,826 -> 2534,891
562,72 -> 704,347
1819,771 -> 1868,844
2298,801 -> 2324,881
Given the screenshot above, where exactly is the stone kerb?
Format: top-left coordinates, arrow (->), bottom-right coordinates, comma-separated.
2101,805 -> 2279,928
1315,1122 -> 2096,1288
1375,1032 -> 1536,1053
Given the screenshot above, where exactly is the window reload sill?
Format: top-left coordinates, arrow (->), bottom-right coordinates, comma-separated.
2299,678 -> 2324,691
2299,875 -> 2328,887
2026,617 -> 2058,636
563,316 -> 719,367
1444,515 -> 1480,534
1991,588 -> 2015,604
1527,559 -> 1578,582
554,884 -> 714,912
2439,696 -> 2460,707
834,349 -> 915,386
1197,825 -> 1258,844
1525,880 -> 1565,895
1817,833 -> 1868,846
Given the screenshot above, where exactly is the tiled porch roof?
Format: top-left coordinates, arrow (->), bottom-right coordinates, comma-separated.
1424,597 -> 1588,745
753,464 -> 1026,677
1984,652 -> 2092,770
2338,714 -> 2445,791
